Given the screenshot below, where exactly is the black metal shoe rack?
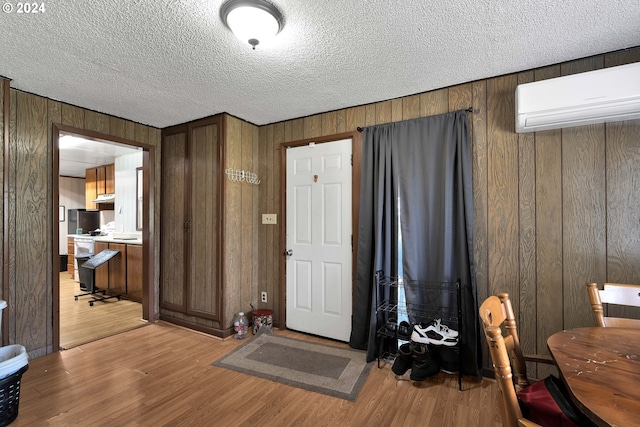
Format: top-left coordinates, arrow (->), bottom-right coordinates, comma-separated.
374,270 -> 464,391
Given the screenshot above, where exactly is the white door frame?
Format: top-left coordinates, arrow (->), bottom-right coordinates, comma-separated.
279,131 -> 362,331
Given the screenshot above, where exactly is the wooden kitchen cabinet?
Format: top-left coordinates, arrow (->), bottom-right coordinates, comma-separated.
94,241 -> 109,289
126,244 -> 143,302
85,167 -> 97,210
108,243 -> 127,295
93,241 -> 127,296
105,163 -> 115,194
85,163 -> 115,210
160,116 -> 222,331
67,237 -> 75,278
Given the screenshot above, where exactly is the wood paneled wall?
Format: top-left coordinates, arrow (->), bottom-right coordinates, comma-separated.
257,47 -> 640,371
4,89 -> 160,357
1,78 -> 7,345
223,116 -> 260,328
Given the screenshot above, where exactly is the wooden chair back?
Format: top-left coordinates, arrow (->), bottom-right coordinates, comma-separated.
586,282 -> 640,328
479,294 -> 541,427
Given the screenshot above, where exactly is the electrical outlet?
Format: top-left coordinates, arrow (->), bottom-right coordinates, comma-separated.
262,214 -> 277,224
261,292 -> 267,303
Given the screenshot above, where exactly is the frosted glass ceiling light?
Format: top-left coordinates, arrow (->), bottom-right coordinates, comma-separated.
220,0 -> 284,50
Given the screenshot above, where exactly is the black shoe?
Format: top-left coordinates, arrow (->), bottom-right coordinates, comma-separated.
384,318 -> 398,333
397,321 -> 412,340
410,342 -> 440,381
391,343 -> 413,375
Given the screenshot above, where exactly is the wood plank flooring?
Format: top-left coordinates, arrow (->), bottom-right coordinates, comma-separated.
60,272 -> 145,349
16,322 -> 502,426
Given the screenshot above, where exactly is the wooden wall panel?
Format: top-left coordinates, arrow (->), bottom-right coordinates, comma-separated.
271,123 -> 284,321
375,101 -> 392,125
224,116 -> 243,325
533,65 -> 563,376
486,75 -> 520,302
336,110 -> 346,133
606,120 -> 640,285
109,117 -> 127,139
322,111 -> 337,136
516,71 -> 538,376
423,88 -> 449,117
84,111 -> 109,134
471,79 -> 489,371
257,125 -> 269,314
61,104 -> 84,128
402,94 -> 420,120
0,79 -> 6,345
13,91 -> 49,354
604,48 -> 640,321
346,106 -> 365,131
391,99 -> 403,122
561,58 -> 607,330
240,120 -> 255,314
303,115 -> 322,139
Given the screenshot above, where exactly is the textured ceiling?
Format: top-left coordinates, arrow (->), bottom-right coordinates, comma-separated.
1,0 -> 639,128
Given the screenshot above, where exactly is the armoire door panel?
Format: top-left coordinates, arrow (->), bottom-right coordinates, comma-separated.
188,123 -> 220,318
160,131 -> 187,309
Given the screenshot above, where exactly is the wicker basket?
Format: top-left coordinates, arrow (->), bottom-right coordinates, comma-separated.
0,364 -> 28,427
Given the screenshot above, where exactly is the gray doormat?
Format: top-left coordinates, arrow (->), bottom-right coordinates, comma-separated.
212,331 -> 373,401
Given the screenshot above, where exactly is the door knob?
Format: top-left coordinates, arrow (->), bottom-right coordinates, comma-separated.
284,249 -> 293,256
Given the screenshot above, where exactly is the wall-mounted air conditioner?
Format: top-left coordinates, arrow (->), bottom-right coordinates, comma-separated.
515,62 -> 640,133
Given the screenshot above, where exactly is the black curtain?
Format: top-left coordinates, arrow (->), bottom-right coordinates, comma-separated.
349,111 -> 481,376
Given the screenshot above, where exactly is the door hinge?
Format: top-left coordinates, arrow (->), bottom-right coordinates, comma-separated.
351,154 -> 353,166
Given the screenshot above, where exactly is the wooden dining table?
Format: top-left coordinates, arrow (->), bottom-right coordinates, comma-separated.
547,327 -> 640,427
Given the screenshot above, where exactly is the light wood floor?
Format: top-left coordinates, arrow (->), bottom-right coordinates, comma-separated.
59,271 -> 146,349
16,322 -> 502,427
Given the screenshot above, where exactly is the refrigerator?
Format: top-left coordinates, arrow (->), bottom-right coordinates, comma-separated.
67,209 -> 100,234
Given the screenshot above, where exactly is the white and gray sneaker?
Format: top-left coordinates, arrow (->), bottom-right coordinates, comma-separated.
433,318 -> 458,338
411,320 -> 458,346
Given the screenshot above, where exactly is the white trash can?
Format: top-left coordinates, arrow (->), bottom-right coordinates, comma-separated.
0,301 -> 29,426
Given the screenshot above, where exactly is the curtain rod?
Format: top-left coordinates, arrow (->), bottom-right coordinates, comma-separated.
356,107 -> 474,132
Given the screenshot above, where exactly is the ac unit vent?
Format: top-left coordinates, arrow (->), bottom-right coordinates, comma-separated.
515,62 -> 640,133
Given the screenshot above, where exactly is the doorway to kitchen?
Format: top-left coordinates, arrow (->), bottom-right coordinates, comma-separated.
53,124 -> 155,350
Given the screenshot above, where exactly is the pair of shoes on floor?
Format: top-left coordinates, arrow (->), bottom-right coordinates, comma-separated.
410,319 -> 458,346
391,342 -> 440,381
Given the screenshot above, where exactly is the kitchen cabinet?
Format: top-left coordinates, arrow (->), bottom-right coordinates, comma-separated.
126,244 -> 143,302
85,163 -> 115,210
67,237 -> 75,278
108,243 -> 127,295
93,241 -> 128,296
160,116 -> 222,331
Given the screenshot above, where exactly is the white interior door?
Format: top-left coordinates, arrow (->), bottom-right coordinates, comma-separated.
286,138 -> 352,341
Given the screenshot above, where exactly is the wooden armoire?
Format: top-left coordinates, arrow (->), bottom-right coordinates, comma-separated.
160,115 -> 224,334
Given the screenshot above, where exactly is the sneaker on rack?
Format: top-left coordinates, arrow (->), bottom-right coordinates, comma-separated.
433,318 -> 459,338
411,321 -> 458,346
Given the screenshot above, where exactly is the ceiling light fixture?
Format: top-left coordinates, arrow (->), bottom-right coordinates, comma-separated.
220,0 -> 284,50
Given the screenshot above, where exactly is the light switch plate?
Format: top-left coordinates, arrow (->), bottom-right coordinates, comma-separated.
262,214 -> 277,224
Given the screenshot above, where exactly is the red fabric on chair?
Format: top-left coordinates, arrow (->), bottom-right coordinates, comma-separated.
516,376 -> 590,427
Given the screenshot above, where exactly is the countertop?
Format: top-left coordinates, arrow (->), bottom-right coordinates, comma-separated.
67,234 -> 142,245
94,236 -> 142,245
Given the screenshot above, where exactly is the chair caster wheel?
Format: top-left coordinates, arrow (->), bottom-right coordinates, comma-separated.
89,302 -> 94,307
74,296 -> 78,301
